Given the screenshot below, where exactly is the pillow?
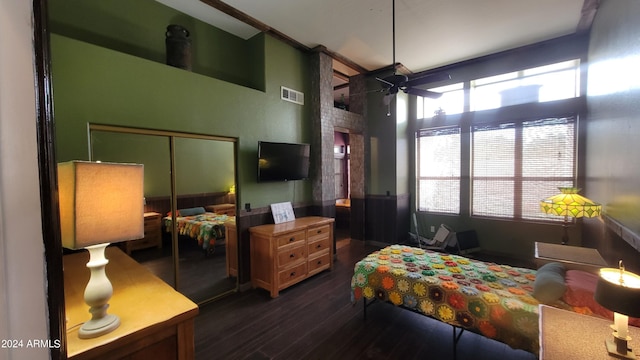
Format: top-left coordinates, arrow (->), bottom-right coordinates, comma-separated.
178,207 -> 206,216
563,269 -> 640,327
563,269 -> 599,307
533,262 -> 567,304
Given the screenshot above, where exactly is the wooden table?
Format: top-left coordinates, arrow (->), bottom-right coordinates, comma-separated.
535,242 -> 608,273
539,305 -> 640,359
64,247 -> 198,360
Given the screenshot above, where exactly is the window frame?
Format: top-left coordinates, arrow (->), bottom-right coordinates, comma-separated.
414,59 -> 584,222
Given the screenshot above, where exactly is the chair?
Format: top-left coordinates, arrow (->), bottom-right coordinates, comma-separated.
411,213 -> 455,252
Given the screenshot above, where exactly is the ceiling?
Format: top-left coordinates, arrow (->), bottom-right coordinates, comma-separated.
155,0 -> 591,104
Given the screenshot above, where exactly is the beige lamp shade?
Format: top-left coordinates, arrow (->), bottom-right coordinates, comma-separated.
58,161 -> 144,249
540,187 -> 602,218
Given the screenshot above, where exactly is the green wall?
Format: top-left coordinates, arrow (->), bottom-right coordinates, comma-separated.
51,22 -> 311,209
48,0 -> 263,90
366,74 -> 399,195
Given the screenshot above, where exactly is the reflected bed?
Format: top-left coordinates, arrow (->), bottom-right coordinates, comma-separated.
163,208 -> 230,252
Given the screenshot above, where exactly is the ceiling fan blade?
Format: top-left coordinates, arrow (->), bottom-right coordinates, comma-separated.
375,76 -> 395,88
404,87 -> 443,99
405,73 -> 451,87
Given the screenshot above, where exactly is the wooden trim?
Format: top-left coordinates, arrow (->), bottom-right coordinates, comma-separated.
89,123 -> 237,143
313,45 -> 368,74
333,69 -> 350,83
577,0 -> 601,33
33,0 -> 66,358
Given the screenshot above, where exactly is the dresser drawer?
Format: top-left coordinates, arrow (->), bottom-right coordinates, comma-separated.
308,236 -> 331,256
277,244 -> 307,268
308,252 -> 331,275
278,262 -> 307,287
307,224 -> 331,242
276,230 -> 306,248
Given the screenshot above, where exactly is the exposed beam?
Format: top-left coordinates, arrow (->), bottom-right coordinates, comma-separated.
577,0 -> 601,33
334,82 -> 349,91
333,69 -> 350,83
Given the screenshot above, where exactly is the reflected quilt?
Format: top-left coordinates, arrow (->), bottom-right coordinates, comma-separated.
351,245 -> 540,354
163,212 -> 229,250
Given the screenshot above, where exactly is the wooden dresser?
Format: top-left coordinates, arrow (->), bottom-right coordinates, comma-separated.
249,216 -> 334,298
64,247 -> 198,360
124,212 -> 162,255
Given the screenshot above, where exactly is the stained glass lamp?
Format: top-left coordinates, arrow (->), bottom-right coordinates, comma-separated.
540,187 -> 602,245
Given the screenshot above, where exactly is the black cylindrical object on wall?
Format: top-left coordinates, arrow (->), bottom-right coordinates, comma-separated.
165,25 -> 191,70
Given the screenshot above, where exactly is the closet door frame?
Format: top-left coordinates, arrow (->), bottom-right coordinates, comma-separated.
88,123 -> 239,303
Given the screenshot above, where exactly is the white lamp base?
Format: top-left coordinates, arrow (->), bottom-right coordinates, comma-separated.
79,313 -> 120,339
78,243 -> 120,339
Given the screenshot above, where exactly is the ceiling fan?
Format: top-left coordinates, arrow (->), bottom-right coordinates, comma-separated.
376,0 -> 450,100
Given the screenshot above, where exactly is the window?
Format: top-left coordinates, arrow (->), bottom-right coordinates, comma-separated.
470,59 -> 580,111
415,59 -> 581,221
417,83 -> 464,118
471,117 -> 576,220
416,127 -> 461,214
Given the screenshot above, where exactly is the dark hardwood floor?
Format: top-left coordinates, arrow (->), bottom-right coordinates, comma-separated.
194,233 -> 538,360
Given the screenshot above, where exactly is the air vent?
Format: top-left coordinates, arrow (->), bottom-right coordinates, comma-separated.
281,86 -> 304,105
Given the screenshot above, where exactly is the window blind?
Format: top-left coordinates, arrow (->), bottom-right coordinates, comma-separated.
471,117 -> 576,220
416,127 -> 461,214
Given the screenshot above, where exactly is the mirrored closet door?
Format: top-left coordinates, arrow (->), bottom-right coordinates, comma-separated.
89,125 -> 238,304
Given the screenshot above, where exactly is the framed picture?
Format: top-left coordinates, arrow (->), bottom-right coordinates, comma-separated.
270,202 -> 295,224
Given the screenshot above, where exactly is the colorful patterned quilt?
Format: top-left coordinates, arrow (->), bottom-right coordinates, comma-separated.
163,212 -> 229,250
351,245 -> 541,354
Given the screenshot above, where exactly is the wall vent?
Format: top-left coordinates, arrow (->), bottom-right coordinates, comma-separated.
281,86 -> 304,105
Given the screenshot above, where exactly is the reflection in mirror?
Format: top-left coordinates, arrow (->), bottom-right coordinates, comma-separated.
90,127 -> 238,304
173,137 -> 236,303
91,131 -> 175,287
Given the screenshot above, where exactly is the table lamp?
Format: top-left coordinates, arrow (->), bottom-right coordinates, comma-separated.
539,187 -> 601,245
58,161 -> 144,338
594,261 -> 640,359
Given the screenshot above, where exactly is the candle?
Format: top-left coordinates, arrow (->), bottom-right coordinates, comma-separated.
615,312 -> 629,339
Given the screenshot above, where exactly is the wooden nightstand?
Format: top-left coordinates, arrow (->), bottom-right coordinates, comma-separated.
535,242 -> 608,273
539,305 -> 640,359
124,212 -> 162,255
205,203 -> 235,216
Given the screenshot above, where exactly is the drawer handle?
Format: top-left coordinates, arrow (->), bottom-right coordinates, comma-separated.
317,230 -> 322,234
317,260 -> 322,265
289,253 -> 295,258
290,271 -> 296,277
316,244 -> 322,249
289,237 -> 295,242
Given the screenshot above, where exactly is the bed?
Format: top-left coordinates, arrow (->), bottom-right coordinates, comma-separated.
163,207 -> 230,253
350,244 -> 633,356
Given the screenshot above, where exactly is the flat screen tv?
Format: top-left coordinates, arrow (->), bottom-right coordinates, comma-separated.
258,141 -> 310,182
